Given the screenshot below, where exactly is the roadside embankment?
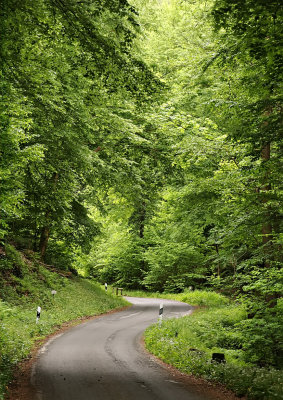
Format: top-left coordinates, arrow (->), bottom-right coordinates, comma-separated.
0,244 -> 128,400
128,289 -> 282,400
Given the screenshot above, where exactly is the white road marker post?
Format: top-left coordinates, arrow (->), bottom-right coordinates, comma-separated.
158,303 -> 163,325
105,283 -> 108,292
36,306 -> 41,324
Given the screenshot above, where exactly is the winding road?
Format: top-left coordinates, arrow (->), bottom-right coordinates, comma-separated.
32,297 -> 214,400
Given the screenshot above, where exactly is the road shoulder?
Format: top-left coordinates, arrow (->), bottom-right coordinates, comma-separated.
5,306 -> 130,400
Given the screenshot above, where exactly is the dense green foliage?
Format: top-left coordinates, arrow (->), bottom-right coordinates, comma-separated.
76,0 -> 282,297
1,0 -> 282,397
2,0 -> 281,294
1,0 -> 160,262
0,246 -> 127,399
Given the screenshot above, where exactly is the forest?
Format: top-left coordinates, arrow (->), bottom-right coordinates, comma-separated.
0,0 -> 282,398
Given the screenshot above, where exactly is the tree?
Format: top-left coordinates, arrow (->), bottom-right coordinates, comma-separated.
210,0 -> 282,256
127,0 -> 282,294
1,0 -> 161,260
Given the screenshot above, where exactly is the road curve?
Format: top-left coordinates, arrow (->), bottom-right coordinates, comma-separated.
32,297 -> 212,400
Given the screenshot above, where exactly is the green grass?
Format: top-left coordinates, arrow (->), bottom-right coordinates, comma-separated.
126,288 -> 229,307
144,304 -> 283,399
2,257 -> 281,400
0,247 -> 128,400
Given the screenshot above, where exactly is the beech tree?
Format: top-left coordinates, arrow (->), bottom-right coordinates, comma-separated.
1,0 -> 160,260
84,0 -> 281,294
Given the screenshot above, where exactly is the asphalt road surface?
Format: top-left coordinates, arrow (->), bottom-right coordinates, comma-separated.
32,297 -> 213,400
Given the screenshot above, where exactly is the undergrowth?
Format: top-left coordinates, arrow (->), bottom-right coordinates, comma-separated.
144,292 -> 283,400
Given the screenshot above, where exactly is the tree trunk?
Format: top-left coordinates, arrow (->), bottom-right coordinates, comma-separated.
139,201 -> 146,239
215,243 -> 220,278
260,142 -> 273,270
39,225 -> 50,260
260,143 -> 272,247
38,172 -> 59,260
33,225 -> 38,252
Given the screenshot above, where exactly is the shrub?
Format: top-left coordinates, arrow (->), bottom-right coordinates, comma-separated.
237,299 -> 283,368
179,289 -> 230,307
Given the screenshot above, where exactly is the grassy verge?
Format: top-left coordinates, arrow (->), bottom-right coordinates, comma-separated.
0,246 -> 128,400
125,288 -> 230,307
140,290 -> 282,400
